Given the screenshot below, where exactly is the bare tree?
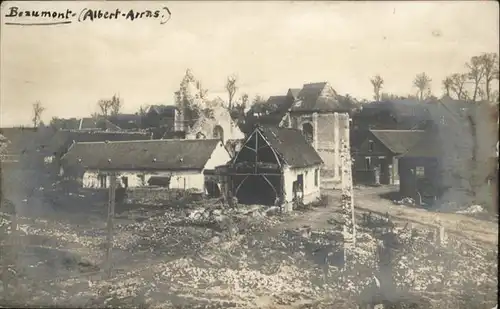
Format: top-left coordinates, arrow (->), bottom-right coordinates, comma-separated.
370,75 -> 384,101
32,101 -> 45,127
138,105 -> 149,117
413,72 -> 432,101
466,55 -> 486,102
226,74 -> 238,110
98,99 -> 112,117
252,95 -> 267,106
479,53 -> 500,102
137,105 -> 149,129
381,93 -> 403,100
240,93 -> 249,109
449,73 -> 469,100
110,95 -> 122,116
442,76 -> 453,97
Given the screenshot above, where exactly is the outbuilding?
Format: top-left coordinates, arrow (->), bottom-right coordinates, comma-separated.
218,125 -> 323,211
60,139 -> 231,195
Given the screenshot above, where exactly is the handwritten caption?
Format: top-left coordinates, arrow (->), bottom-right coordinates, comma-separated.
3,6 -> 171,26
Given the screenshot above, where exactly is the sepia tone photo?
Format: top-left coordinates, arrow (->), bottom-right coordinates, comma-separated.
1,1 -> 499,308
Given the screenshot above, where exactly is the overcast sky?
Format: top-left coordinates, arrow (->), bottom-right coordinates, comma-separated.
1,1 -> 498,127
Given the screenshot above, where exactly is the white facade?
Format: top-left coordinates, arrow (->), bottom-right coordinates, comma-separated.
282,165 -> 322,211
81,170 -> 205,190
185,105 -> 244,144
71,141 -> 231,193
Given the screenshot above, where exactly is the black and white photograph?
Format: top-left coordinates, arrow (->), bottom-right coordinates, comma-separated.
1,1 -> 499,308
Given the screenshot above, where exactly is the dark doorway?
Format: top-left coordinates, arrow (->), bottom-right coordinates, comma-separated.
302,123 -> 313,144
205,180 -> 221,198
121,176 -> 129,188
148,176 -> 171,187
213,125 -> 224,142
235,175 -> 280,206
98,174 -> 107,188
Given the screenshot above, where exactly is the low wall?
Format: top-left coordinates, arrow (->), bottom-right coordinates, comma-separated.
126,187 -> 202,201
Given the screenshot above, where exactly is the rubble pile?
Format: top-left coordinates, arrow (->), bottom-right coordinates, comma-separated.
393,197 -> 416,206
1,196 -> 497,308
456,204 -> 486,214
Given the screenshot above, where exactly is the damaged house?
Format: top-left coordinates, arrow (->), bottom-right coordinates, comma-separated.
351,129 -> 426,185
217,126 -> 323,211
45,130 -> 152,168
60,139 -> 231,195
397,98 -> 498,209
184,103 -> 245,144
244,88 -> 300,131
74,117 -> 124,131
278,82 -> 356,188
352,99 -> 432,130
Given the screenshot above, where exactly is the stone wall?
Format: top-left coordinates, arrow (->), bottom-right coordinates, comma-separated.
287,111 -> 350,189
126,187 -> 188,200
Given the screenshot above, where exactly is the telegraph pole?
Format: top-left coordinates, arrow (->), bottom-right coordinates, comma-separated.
1,204 -> 18,302
105,173 -> 116,279
340,113 -> 356,271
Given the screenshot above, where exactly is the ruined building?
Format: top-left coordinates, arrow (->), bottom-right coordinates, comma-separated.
174,85 -> 244,144
184,104 -> 244,144
278,82 -> 355,187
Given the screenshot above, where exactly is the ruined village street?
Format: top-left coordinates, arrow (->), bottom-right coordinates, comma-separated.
275,185 -> 498,247
2,184 -> 497,309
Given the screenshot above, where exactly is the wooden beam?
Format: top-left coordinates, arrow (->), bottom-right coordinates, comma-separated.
257,144 -> 272,150
232,131 -> 256,165
243,145 -> 257,152
261,174 -> 278,198
257,130 -> 283,168
255,131 -> 258,174
234,176 -> 249,196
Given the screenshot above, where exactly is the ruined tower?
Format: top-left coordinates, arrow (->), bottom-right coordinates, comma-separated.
279,82 -> 354,188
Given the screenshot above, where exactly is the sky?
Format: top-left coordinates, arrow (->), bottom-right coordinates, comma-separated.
1,1 -> 498,127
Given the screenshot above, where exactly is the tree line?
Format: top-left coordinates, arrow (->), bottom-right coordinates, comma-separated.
370,52 -> 499,103
34,51 -> 498,131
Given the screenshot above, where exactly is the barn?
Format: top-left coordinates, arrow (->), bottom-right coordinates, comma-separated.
217,126 -> 323,211
60,139 -> 231,195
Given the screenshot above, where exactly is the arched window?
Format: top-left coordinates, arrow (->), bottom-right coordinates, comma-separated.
302,122 -> 313,144
213,125 -> 224,142
196,132 -> 206,139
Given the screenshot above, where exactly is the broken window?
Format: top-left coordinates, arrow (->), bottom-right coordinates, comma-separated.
368,140 -> 374,152
213,125 -> 224,142
314,169 -> 319,187
302,123 -> 314,144
365,157 -> 372,170
98,174 -> 107,188
297,174 -> 304,192
121,176 -> 129,188
148,176 -> 171,187
137,174 -> 146,186
415,166 -> 425,178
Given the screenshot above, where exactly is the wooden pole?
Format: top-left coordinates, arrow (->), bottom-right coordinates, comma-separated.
105,173 -> 116,279
340,114 -> 356,271
2,210 -> 18,301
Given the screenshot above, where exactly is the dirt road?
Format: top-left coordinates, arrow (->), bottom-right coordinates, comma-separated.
279,186 -> 498,247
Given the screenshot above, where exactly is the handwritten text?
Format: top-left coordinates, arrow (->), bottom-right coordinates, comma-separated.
3,6 -> 172,26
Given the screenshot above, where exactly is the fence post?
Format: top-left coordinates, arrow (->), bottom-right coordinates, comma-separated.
105,173 -> 116,279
